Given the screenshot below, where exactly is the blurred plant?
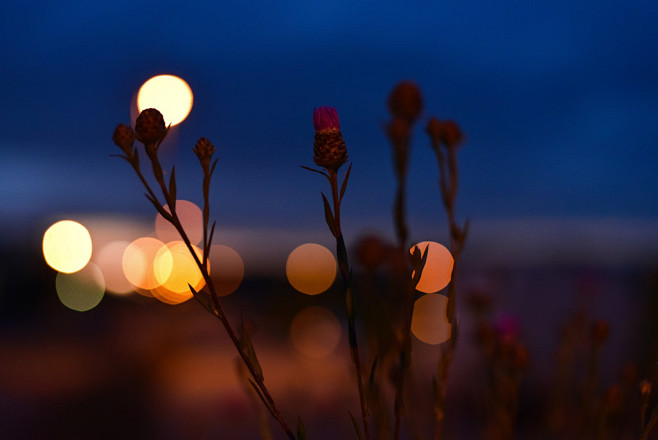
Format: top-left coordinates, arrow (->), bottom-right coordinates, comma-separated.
426,115 -> 468,439
112,109 -> 296,440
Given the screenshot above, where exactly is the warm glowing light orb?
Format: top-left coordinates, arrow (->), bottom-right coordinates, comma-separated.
152,241 -> 205,303
137,74 -> 193,126
209,244 -> 244,297
56,263 -> 105,312
122,237 -> 170,290
290,307 -> 341,358
411,241 -> 454,293
286,243 -> 336,295
96,241 -> 133,294
155,200 -> 203,245
411,294 -> 451,345
43,220 -> 92,273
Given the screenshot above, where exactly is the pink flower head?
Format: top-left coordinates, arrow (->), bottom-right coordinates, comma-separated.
313,106 -> 341,132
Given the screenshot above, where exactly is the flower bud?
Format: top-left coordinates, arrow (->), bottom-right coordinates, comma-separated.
193,137 -> 215,171
113,123 -> 135,156
313,107 -> 347,171
135,108 -> 167,146
440,120 -> 463,148
387,81 -> 423,123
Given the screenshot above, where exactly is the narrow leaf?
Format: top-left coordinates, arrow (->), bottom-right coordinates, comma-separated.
369,356 -> 378,387
300,165 -> 329,180
209,158 -> 218,179
297,417 -> 308,440
240,316 -> 264,382
339,162 -> 352,202
206,221 -> 217,255
348,412 -> 365,440
168,166 -> 177,209
321,193 -> 337,237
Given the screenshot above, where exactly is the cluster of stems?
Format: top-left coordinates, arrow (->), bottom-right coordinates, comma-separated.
113,112 -> 297,440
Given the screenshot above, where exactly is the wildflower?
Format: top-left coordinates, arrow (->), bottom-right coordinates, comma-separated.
387,81 -> 423,123
112,123 -> 135,156
193,137 -> 216,172
135,108 -> 167,146
313,106 -> 347,171
426,118 -> 463,149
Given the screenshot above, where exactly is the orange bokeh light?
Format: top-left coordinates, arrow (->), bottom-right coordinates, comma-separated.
410,241 -> 454,293
286,243 -> 336,295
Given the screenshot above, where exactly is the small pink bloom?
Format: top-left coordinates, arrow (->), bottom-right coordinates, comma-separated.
313,106 -> 341,132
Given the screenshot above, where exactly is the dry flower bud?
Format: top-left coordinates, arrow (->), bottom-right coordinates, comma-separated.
387,81 -> 423,122
313,107 -> 347,171
425,117 -> 443,144
135,108 -> 167,146
113,123 -> 135,156
193,137 -> 215,170
440,120 -> 463,148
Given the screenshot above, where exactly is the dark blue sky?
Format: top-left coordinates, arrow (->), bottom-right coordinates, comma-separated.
1,1 -> 657,245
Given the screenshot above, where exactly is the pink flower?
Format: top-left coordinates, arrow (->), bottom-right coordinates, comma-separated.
313,106 -> 341,132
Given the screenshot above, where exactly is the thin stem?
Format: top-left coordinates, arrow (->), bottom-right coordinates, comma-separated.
328,168 -> 371,440
129,158 -> 296,440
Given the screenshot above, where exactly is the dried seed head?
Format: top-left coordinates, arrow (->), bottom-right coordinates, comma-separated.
313,107 -> 347,171
193,137 -> 216,170
135,108 -> 167,146
113,123 -> 135,156
426,118 -> 464,149
387,81 -> 423,123
440,120 -> 463,148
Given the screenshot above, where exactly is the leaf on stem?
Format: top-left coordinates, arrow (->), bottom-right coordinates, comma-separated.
206,220 -> 216,257
300,165 -> 329,180
369,356 -> 378,387
248,379 -> 276,420
240,317 -> 264,382
168,166 -> 177,210
209,158 -> 218,179
339,163 -> 352,203
321,193 -> 337,237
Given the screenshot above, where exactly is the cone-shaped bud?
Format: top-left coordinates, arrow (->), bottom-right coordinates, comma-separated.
113,123 -> 135,156
313,107 -> 347,171
135,108 -> 167,146
387,81 -> 423,123
193,137 -> 216,171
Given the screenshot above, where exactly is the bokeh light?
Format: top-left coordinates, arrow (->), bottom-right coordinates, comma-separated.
209,244 -> 244,297
155,200 -> 203,245
152,241 -> 205,304
290,307 -> 342,358
95,240 -> 133,294
411,294 -> 451,345
55,262 -> 105,312
286,243 -> 336,295
122,237 -> 170,290
137,74 -> 193,126
411,241 -> 454,293
43,220 -> 92,274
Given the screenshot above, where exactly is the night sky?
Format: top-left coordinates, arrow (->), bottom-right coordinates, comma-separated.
1,1 -> 657,262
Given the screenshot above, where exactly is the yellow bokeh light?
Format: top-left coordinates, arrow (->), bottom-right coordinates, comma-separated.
43,220 -> 92,274
411,241 -> 454,293
96,240 -> 133,294
122,237 -> 170,290
155,200 -> 203,245
152,241 -> 205,304
137,74 -> 193,126
290,307 -> 341,358
209,244 -> 244,297
55,262 -> 105,312
411,294 -> 451,345
286,243 -> 336,295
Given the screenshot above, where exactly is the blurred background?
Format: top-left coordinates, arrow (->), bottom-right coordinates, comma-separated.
1,1 -> 658,438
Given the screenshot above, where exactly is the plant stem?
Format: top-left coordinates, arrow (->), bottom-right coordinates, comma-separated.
328,168 -> 371,440
130,161 -> 296,440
